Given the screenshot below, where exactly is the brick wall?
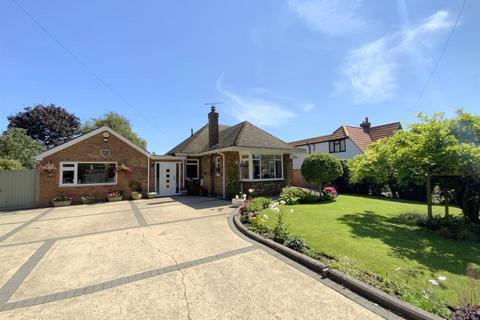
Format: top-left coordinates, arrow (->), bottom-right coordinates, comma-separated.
38,131 -> 148,207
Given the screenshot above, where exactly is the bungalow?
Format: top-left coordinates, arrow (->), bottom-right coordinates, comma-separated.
290,118 -> 401,187
35,107 -> 298,207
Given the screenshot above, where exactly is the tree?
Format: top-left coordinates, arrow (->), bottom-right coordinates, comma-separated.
0,128 -> 45,169
349,111 -> 480,224
301,153 -> 343,190
81,112 -> 147,149
0,159 -> 22,171
8,104 -> 81,148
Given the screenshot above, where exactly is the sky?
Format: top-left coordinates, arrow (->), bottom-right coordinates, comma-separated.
1,0 -> 479,154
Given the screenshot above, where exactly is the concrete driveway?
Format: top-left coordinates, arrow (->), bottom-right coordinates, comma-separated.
0,197 -> 396,319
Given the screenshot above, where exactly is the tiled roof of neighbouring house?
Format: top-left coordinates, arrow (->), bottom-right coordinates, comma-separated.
289,122 -> 401,152
166,121 -> 294,155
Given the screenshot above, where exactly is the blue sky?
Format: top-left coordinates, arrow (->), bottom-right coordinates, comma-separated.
1,0 -> 478,153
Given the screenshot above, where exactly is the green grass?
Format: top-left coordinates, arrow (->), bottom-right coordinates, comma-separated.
262,195 -> 480,310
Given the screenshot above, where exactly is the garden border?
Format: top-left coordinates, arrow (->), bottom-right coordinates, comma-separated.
232,211 -> 444,320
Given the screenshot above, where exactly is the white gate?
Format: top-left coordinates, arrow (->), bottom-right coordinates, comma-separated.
0,170 -> 38,210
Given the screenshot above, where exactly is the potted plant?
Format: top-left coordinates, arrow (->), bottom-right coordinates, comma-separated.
52,194 -> 73,207
114,163 -> 133,174
81,193 -> 96,204
37,162 -> 57,176
147,192 -> 157,199
128,180 -> 143,200
107,191 -> 124,202
231,193 -> 246,207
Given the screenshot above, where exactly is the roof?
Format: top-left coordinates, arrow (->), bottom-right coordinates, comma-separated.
290,122 -> 401,152
167,121 -> 294,155
35,126 -> 151,160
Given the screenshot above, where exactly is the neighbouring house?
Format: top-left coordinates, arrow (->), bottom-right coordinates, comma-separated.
290,118 -> 401,187
34,107 -> 298,207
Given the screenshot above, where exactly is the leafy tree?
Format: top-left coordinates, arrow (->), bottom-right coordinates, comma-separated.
0,128 -> 45,169
8,104 -> 81,148
0,159 -> 22,171
82,112 -> 147,149
349,112 -> 480,223
301,153 -> 343,190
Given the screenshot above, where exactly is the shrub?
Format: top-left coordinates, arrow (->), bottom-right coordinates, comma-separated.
280,186 -> 336,204
0,158 -> 22,170
284,235 -> 307,253
244,200 -> 261,213
273,211 -> 289,243
394,213 -> 427,226
301,152 -> 343,189
254,197 -> 271,209
452,305 -> 480,320
128,180 -> 142,192
457,229 -> 480,242
249,213 -> 270,233
279,187 -> 306,205
435,227 -> 454,239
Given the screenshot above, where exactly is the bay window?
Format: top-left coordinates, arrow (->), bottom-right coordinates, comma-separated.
60,162 -> 116,186
241,153 -> 283,181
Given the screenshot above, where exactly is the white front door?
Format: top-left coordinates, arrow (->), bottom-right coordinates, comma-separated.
157,162 -> 179,196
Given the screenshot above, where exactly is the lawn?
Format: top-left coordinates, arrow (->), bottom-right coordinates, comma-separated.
262,195 -> 479,312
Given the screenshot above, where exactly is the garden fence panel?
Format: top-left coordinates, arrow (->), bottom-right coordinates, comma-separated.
0,169 -> 38,210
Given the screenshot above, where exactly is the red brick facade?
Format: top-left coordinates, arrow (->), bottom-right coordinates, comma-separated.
38,131 -> 148,207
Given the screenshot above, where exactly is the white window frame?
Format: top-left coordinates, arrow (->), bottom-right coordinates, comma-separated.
185,159 -> 199,180
239,152 -> 284,181
59,161 -> 117,187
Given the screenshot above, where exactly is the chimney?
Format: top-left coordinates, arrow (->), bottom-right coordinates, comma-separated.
208,106 -> 219,147
190,128 -> 193,137
360,117 -> 371,133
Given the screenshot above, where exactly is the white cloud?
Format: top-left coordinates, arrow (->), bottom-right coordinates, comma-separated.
302,103 -> 315,111
288,0 -> 366,36
216,76 -> 297,127
339,11 -> 453,104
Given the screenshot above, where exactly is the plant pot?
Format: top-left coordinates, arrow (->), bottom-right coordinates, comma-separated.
131,192 -> 142,200
231,198 -> 244,207
52,200 -> 72,207
147,192 -> 157,199
108,196 -> 123,202
82,198 -> 95,204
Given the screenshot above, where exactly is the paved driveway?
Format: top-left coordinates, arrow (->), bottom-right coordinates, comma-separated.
0,197 -> 394,319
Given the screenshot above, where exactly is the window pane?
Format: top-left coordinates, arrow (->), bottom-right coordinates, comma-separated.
253,159 -> 261,179
241,159 -> 249,180
62,163 -> 74,168
252,154 -> 260,160
77,163 -> 115,184
329,142 -> 334,153
275,160 -> 282,178
341,139 -> 346,151
62,170 -> 74,184
186,164 -> 198,179
261,155 -> 274,179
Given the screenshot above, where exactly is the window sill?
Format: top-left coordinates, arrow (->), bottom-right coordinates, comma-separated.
59,182 -> 117,187
241,178 -> 284,182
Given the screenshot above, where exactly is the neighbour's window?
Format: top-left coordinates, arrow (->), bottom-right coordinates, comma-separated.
186,159 -> 199,179
60,162 -> 116,186
329,139 -> 346,153
243,154 -> 283,180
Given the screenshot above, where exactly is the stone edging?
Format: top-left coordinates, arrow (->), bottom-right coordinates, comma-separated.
232,212 -> 444,320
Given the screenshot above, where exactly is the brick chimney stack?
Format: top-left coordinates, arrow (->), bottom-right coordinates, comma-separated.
360,117 -> 371,133
208,106 -> 219,147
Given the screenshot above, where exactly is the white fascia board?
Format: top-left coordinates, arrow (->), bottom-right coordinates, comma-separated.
35,126 -> 151,160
